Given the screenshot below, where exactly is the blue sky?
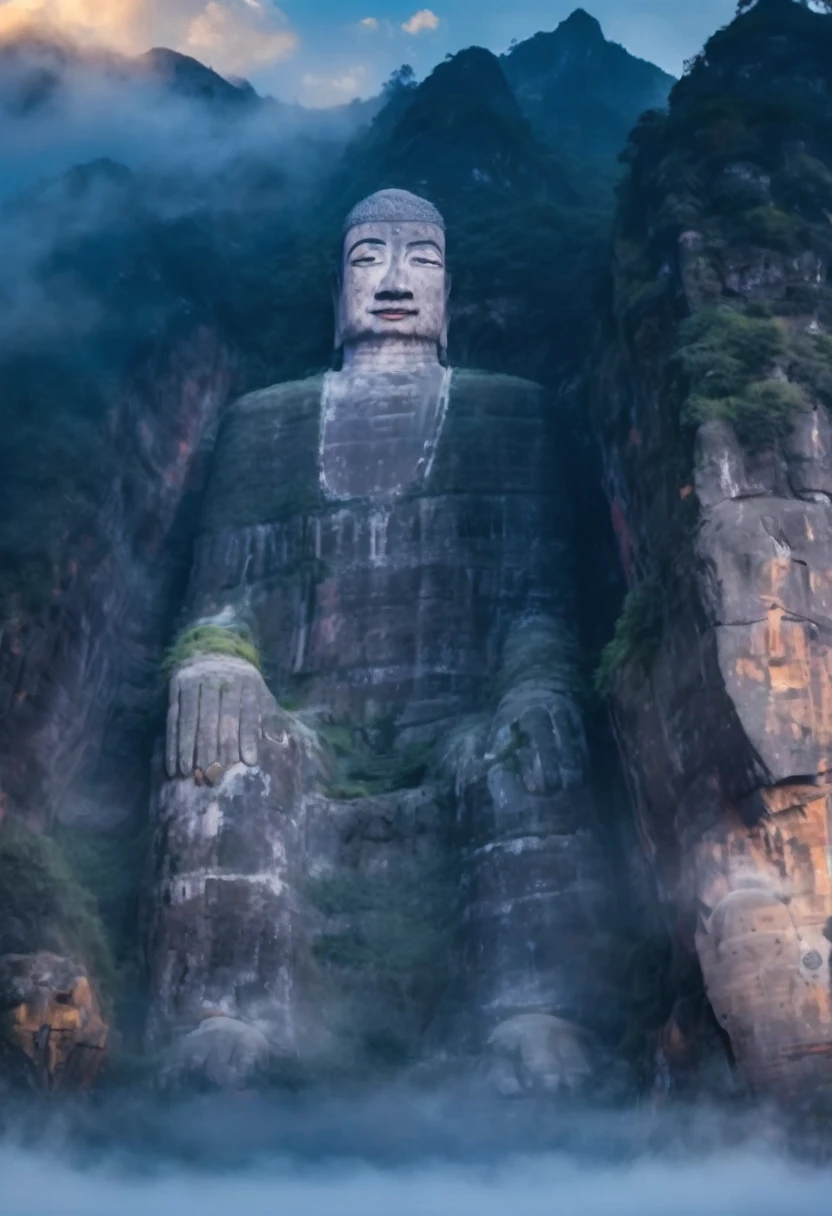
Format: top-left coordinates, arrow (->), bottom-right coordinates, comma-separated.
262,0 -> 741,105
0,0 -> 743,107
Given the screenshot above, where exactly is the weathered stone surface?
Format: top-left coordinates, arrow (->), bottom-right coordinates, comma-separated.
447,616 -> 619,1052
0,952 -> 108,1091
145,720 -> 329,1058
147,363 -> 620,1085
188,371 -> 573,725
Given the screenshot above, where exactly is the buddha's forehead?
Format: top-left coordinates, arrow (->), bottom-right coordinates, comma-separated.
343,220 -> 446,260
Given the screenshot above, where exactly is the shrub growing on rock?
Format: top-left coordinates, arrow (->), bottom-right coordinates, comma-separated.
163,622 -> 261,673
595,579 -> 664,697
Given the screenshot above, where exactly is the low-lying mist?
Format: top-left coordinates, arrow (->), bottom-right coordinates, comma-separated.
0,1088 -> 830,1216
0,27 -> 362,352
0,32 -> 367,202
3,1147 -> 829,1216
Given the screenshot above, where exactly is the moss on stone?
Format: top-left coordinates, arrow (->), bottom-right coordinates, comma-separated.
318,713 -> 435,800
324,782 -> 374,801
323,744 -> 432,799
163,623 -> 261,674
318,722 -> 355,757
595,579 -> 664,698
0,823 -> 116,1009
305,853 -> 456,1070
307,859 -> 454,980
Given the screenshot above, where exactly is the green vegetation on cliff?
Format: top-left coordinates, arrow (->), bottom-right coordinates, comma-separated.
609,0 -> 832,454
595,580 -> 664,697
320,718 -> 434,800
0,824 -> 116,1004
676,304 -> 813,449
593,0 -> 832,695
163,622 -> 261,673
307,857 -> 454,1066
0,161 -> 196,622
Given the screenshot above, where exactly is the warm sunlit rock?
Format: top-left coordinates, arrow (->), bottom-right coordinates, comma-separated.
0,952 -> 108,1091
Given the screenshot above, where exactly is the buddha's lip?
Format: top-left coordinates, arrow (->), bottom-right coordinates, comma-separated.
371,308 -> 419,319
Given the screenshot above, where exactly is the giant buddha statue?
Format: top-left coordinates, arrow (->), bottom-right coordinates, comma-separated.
145,189 -> 619,1090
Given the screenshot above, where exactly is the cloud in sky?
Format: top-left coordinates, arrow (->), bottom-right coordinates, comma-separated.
402,8 -> 440,35
185,0 -> 297,72
0,0 -> 146,45
301,62 -> 368,106
359,16 -> 379,30
0,0 -> 299,75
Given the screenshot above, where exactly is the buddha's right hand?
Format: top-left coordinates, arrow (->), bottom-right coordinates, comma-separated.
165,655 -> 278,779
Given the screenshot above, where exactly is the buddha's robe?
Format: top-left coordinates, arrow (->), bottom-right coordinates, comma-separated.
145,369 -> 618,1087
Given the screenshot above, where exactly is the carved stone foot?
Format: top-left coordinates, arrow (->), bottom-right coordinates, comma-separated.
485,1013 -> 593,1096
161,1016 -> 273,1090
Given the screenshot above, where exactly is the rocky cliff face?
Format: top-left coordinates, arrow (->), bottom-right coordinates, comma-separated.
593,0 -> 832,1100
0,155 -> 235,1079
0,7 -> 706,1103
0,326 -> 231,834
0,324 -> 231,1078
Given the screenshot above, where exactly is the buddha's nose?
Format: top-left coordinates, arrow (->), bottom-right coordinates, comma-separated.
375,288 -> 414,301
376,256 -> 413,298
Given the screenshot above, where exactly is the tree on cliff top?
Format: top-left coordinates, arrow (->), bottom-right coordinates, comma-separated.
737,1 -> 832,11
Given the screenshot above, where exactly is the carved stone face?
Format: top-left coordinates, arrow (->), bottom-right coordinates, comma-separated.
337,220 -> 449,352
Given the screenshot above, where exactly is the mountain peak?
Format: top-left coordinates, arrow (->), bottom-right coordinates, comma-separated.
340,41 -> 556,210
137,47 -> 255,107
501,12 -> 674,166
557,9 -> 606,44
416,46 -> 521,120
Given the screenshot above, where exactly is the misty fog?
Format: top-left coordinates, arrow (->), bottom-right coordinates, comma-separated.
0,37 -> 369,201
0,36 -> 356,355
2,1116 -> 831,1216
0,1089 -> 827,1216
0,1086 -> 828,1216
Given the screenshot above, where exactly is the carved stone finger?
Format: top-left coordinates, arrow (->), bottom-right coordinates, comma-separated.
196,676 -> 222,774
240,679 -> 262,766
177,676 -> 200,777
259,688 -> 283,743
165,696 -> 180,780
219,678 -> 242,769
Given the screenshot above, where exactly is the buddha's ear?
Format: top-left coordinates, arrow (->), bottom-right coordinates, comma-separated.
331,271 -> 343,351
439,272 -> 452,356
